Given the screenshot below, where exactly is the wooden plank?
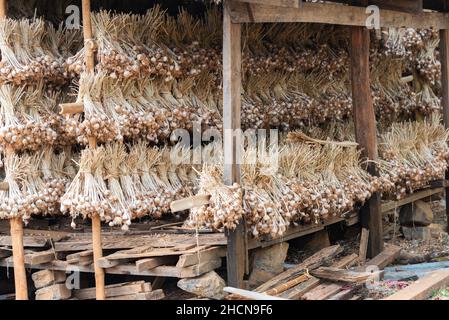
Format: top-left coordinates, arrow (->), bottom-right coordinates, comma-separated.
327,288 -> 355,300
24,250 -> 55,265
66,250 -> 93,261
384,269 -> 449,300
32,270 -> 66,289
170,195 -> 211,213
228,1 -> 449,28
54,233 -> 227,252
35,283 -> 71,300
73,281 -> 149,300
381,188 -> 444,213
332,253 -> 359,269
106,289 -> 165,301
0,235 -> 47,248
359,228 -> 369,264
224,287 -> 287,300
362,244 -> 402,270
311,267 -> 382,283
177,247 -> 226,267
136,256 -> 177,272
103,245 -> 208,261
0,257 -> 222,278
255,245 -> 342,293
0,247 -> 11,259
246,0 -> 423,13
351,25 -> 383,258
251,216 -> 344,249
0,293 -> 15,300
223,1 -> 246,289
302,283 -> 342,300
277,277 -> 321,299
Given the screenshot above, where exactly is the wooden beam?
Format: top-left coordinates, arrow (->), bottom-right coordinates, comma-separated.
223,0 -> 246,289
381,187 -> 444,213
229,1 -> 449,28
59,102 -> 84,115
440,29 -> 449,233
350,26 -> 383,258
170,195 -> 211,213
359,228 -> 369,264
384,269 -> 449,300
311,267 -> 382,283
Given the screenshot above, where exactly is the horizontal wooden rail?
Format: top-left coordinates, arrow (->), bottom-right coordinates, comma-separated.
230,1 -> 449,29
60,102 -> 84,115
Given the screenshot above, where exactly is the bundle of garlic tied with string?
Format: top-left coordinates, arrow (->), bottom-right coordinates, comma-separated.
0,84 -> 58,152
0,17 -> 82,86
0,148 -> 74,222
377,116 -> 449,200
72,71 -> 217,145
61,142 -> 197,229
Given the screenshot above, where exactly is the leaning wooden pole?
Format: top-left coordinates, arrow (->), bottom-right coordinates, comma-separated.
82,0 -> 105,300
223,1 -> 246,288
350,26 -> 383,258
0,0 -> 28,301
440,29 -> 449,233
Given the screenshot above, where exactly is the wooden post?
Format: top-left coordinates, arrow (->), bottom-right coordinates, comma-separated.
10,217 -> 28,300
440,28 -> 449,233
350,26 -> 383,258
223,0 -> 246,288
82,0 -> 105,300
0,0 -> 28,301
82,0 -> 95,71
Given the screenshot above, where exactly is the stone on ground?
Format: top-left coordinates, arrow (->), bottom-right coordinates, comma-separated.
402,226 -> 432,241
248,242 -> 289,288
177,271 -> 226,300
399,200 -> 433,227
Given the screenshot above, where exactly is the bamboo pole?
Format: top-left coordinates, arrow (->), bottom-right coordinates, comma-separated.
9,217 -> 28,300
0,0 -> 5,18
82,0 -> 105,300
0,0 -> 28,301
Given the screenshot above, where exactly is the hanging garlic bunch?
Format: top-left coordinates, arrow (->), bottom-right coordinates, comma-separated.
0,84 -> 58,152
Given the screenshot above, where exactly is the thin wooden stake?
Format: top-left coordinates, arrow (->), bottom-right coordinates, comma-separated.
10,217 -> 28,300
82,0 -> 95,72
82,0 -> 105,300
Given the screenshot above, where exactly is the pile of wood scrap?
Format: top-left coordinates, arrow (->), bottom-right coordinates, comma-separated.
33,270 -> 70,300
225,242 -> 403,300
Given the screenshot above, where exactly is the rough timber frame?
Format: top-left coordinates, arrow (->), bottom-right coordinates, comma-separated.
223,0 -> 449,288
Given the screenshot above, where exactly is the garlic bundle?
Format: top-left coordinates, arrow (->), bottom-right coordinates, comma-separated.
186,134 -> 376,238
0,18 -> 82,86
0,84 -> 58,152
378,116 -> 449,199
61,142 -> 198,229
